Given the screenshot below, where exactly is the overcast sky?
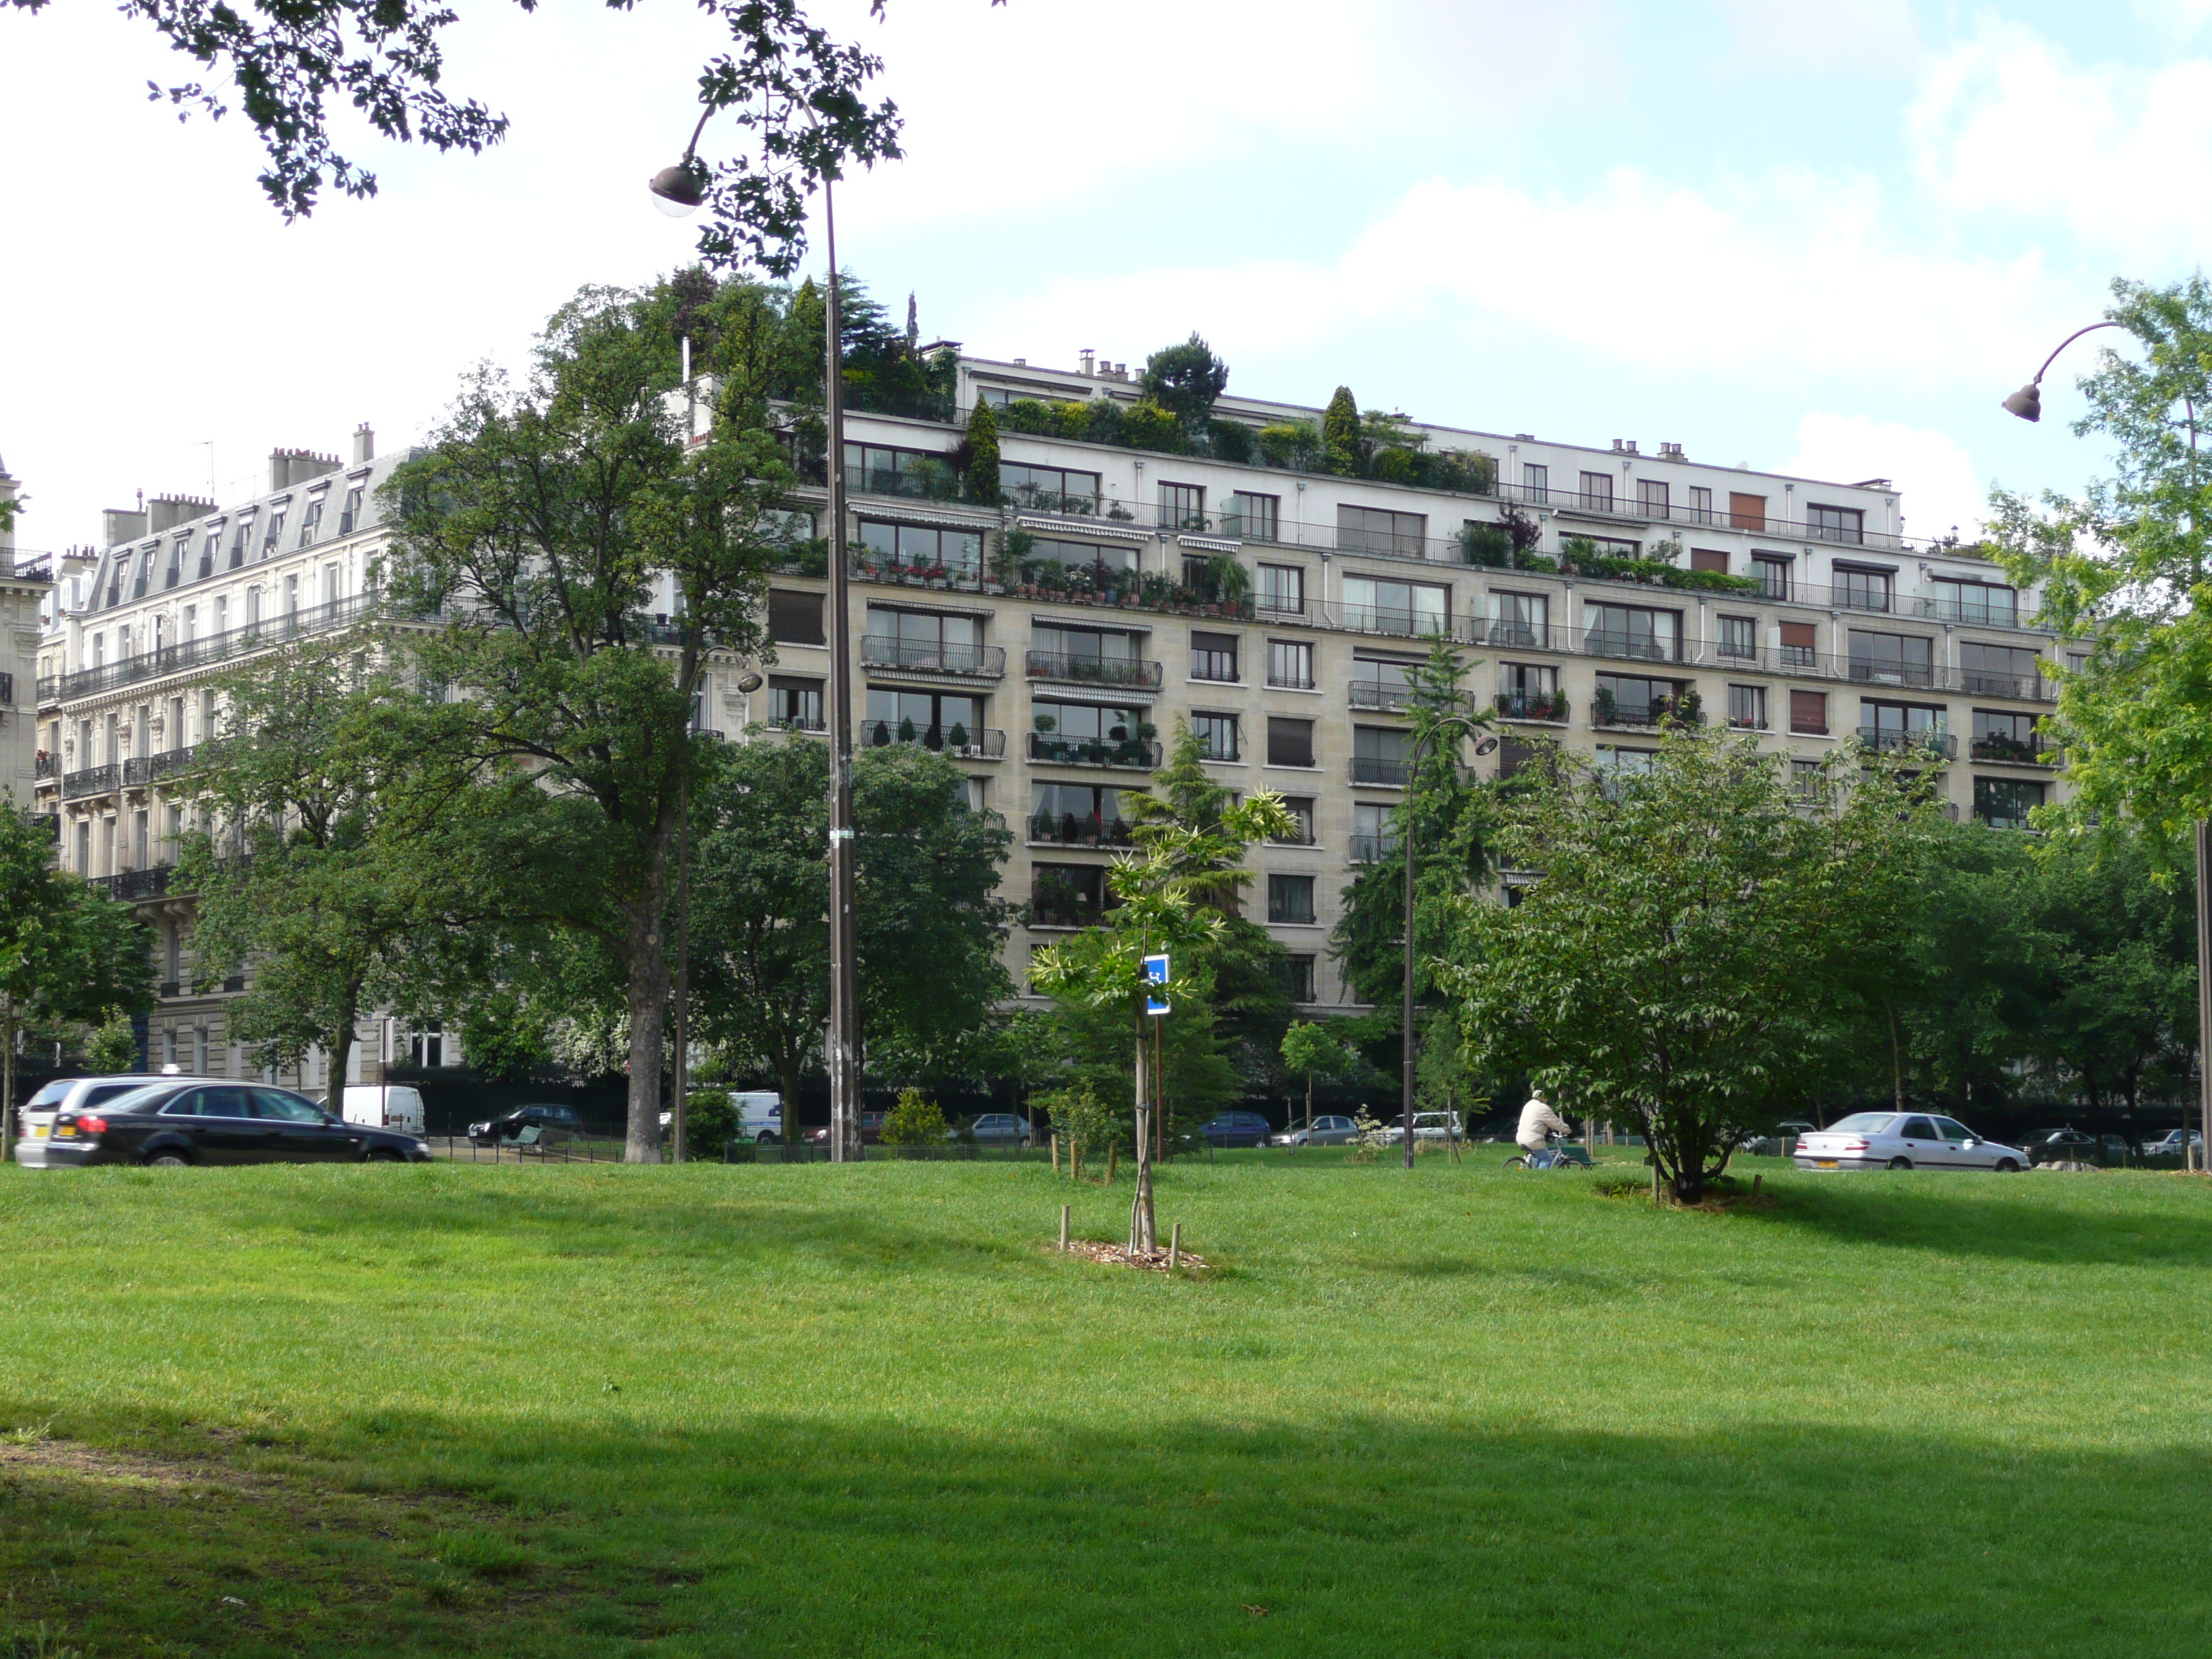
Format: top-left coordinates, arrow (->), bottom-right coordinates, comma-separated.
1,0 -> 2203,552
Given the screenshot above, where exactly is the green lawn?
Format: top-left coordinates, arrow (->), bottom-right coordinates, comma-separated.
1,1152 -> 2208,1656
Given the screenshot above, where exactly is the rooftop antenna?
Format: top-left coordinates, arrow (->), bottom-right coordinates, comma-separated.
192,439 -> 215,497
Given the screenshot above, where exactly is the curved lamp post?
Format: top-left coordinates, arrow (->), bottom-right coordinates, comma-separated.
1401,716 -> 1499,1171
2005,319 -> 2212,1171
650,110 -> 863,1164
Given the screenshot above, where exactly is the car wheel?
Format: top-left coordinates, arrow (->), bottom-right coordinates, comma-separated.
756,1132 -> 778,1146
1887,1156 -> 1912,1170
145,1152 -> 189,1168
1995,1157 -> 2020,1173
367,1148 -> 404,1162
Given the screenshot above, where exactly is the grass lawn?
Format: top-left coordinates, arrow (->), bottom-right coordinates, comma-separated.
1,1151 -> 2208,1656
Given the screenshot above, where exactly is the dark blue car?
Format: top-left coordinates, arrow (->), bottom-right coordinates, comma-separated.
1200,1110 -> 1273,1148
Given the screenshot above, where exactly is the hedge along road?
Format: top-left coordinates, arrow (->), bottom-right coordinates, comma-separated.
0,1153 -> 2206,1656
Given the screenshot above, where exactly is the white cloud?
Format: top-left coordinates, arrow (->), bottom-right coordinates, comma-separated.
1710,0 -> 1920,74
1908,19 -> 2212,266
1781,412 -> 1984,541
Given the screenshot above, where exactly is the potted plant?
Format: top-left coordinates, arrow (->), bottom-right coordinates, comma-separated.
1595,685 -> 1618,726
898,715 -> 917,744
946,720 -> 970,752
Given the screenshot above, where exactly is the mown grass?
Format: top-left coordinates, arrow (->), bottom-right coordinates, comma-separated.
0,1152 -> 2208,1655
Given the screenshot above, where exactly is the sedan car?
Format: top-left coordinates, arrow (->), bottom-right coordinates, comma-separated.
804,1112 -> 884,1146
2027,1128 -> 2103,1164
469,1103 -> 584,1146
1272,1115 -> 1359,1147
1200,1110 -> 1274,1148
1382,1111 -> 1465,1146
37,1081 -> 431,1167
963,1112 -> 1033,1146
1794,1112 -> 2027,1172
2145,1128 -> 2203,1157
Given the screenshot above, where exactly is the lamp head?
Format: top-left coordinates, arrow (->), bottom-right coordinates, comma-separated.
735,672 -> 764,694
2001,383 -> 2042,423
1473,736 -> 1500,757
649,160 -> 709,218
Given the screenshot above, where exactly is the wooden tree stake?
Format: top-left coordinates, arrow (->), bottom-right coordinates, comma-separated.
1059,1204 -> 1070,1252
1168,1222 -> 1181,1271
1107,1144 -> 1118,1185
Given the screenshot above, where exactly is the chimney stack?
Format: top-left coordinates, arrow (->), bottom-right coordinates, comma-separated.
147,495 -> 217,534
1079,348 -> 1096,377
352,423 -> 375,465
102,507 -> 149,547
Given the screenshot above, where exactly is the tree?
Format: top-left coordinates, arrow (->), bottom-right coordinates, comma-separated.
1321,386 -> 1361,475
0,805 -> 156,1147
1140,333 -> 1230,433
686,735 -> 1015,1122
963,398 -> 1001,505
384,281 -> 797,1159
1280,1020 -> 1354,1134
1437,729 -> 1940,1202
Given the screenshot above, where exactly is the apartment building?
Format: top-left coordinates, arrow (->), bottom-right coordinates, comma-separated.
1,457 -> 53,812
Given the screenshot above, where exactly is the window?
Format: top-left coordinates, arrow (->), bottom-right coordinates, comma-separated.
1279,954 -> 1317,1001
1491,590 -> 1549,648
1032,624 -> 1146,686
1032,863 -> 1110,927
412,1028 -> 445,1069
1790,760 -> 1822,801
1521,462 -> 1549,502
1030,783 -> 1133,846
198,528 -> 219,578
228,517 -> 249,569
1267,639 -> 1313,688
1578,472 -> 1615,511
1267,873 -> 1317,925
1931,579 -> 2018,626
1789,689 -> 1828,736
338,485 -> 364,534
1972,709 -> 2042,763
1689,486 -> 1714,524
1351,655 -> 1417,710
165,537 -> 186,589
192,1028 -> 207,1073
1000,462 -> 1100,511
1496,662 -> 1560,721
1022,536 -> 1139,575
866,605 -> 984,671
1267,716 -> 1316,768
1974,776 -> 2046,830
296,496 -> 324,547
1159,482 -> 1206,531
1583,601 -> 1682,662
1754,554 -> 1792,599
1834,565 -> 1894,612
1257,563 -> 1305,614
768,677 -> 824,731
1779,621 -> 1817,667
284,573 -> 300,616
857,519 -> 981,577
1191,712 -> 1239,761
845,442 -> 956,499
1341,575 -> 1447,637
1274,796 -> 1316,844
1353,725 -> 1412,784
1352,800 -> 1397,863
1729,492 -> 1767,531
1595,673 -> 1684,725
260,509 -> 285,556
1190,631 -> 1240,682
1637,479 -> 1669,518
1337,504 -> 1427,557
768,589 -> 824,645
1860,701 -> 1947,753
1031,701 -> 1148,765
134,548 -> 155,598
1689,548 -> 1729,575
1727,685 -> 1766,730
1958,642 -> 2045,698
1807,504 -> 1865,544
1718,616 -> 1757,660
1225,491 -> 1279,541
1848,630 -> 1934,687
866,688 -> 984,752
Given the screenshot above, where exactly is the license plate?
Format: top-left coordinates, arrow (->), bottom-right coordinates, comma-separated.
1815,1159 -> 1838,1169
30,1125 -> 47,1139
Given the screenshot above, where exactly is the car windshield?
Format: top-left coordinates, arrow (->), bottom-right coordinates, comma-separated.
1825,1113 -> 1896,1134
24,1082 -> 74,1108
100,1084 -> 182,1115
1934,1118 -> 1975,1141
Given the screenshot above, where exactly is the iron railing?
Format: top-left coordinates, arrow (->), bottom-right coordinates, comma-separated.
0,673 -> 11,706
1351,755 -> 1412,786
1348,680 -> 1413,711
62,764 -> 117,799
87,866 -> 171,902
1591,698 -> 1703,730
1969,732 -> 2057,765
34,751 -> 58,779
1856,727 -> 1957,758
1493,691 -> 1569,722
1349,832 -> 1399,864
1022,650 -> 1163,690
1026,732 -> 1160,770
860,634 -> 1007,678
857,720 -> 1005,760
49,593 -> 385,703
1028,813 -> 1136,847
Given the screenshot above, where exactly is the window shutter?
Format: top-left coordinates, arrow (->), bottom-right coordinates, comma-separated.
1789,690 -> 1827,734
1690,549 -> 1729,574
1267,717 -> 1316,768
768,589 -> 824,646
1779,622 -> 1817,649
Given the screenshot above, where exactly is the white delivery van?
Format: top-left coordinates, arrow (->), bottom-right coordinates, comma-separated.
732,1092 -> 783,1143
342,1085 -> 427,1136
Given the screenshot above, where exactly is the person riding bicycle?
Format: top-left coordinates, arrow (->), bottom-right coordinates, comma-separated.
1516,1088 -> 1573,1161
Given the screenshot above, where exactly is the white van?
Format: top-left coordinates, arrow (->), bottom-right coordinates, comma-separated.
731,1091 -> 783,1143
341,1085 -> 427,1137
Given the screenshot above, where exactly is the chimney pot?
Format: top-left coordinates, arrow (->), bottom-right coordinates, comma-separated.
352,424 -> 375,465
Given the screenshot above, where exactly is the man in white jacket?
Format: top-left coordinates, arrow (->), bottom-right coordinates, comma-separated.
1516,1088 -> 1573,1156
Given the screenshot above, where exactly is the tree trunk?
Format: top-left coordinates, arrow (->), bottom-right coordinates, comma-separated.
324,996 -> 359,1113
1128,994 -> 1155,1254
1887,1002 -> 1905,1112
622,896 -> 672,1164
1305,1071 -> 1313,1136
2,993 -> 14,1161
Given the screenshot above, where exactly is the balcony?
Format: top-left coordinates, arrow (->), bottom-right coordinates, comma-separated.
49,592 -> 393,704
1467,619 -> 1575,654
1026,732 -> 1161,770
1969,732 -> 2055,765
1348,679 -> 1413,712
1493,691 -> 1568,723
1351,755 -> 1411,787
861,634 -> 1007,680
88,866 -> 172,902
1349,832 -> 1400,864
1857,727 -> 1956,759
62,763 -> 117,799
858,720 -> 1004,760
1029,813 -> 1136,848
34,751 -> 58,780
148,745 -> 199,781
1023,650 -> 1164,691
1582,629 -> 1683,666
1592,694 -> 1702,730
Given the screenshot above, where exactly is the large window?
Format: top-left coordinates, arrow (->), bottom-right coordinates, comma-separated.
1274,796 -> 1316,845
767,677 -> 823,731
1689,486 -> 1714,523
1584,601 -> 1682,662
769,589 -> 824,645
1491,590 -> 1549,648
1225,491 -> 1279,541
1351,655 -> 1417,710
1159,482 -> 1206,531
1717,615 -> 1757,660
1595,673 -> 1687,725
1342,575 -> 1447,637
864,688 -> 984,752
1496,662 -> 1561,721
1958,642 -> 2045,698
1974,776 -> 2046,830
846,442 -> 956,499
1834,565 -> 1894,612
865,605 -> 984,672
1267,716 -> 1316,768
295,495 -> 324,548
1280,955 -> 1317,1001
1637,479 -> 1669,518
1267,873 -> 1317,925
1727,685 -> 1767,730
260,509 -> 286,557
1337,505 -> 1427,557
1972,709 -> 2043,763
1002,462 -> 1100,512
1190,630 -> 1240,683
1352,801 -> 1397,863
1191,712 -> 1239,761
1848,630 -> 1934,687
1030,782 -> 1134,846
1521,463 -> 1549,503
1022,535 -> 1139,575
1032,863 -> 1110,927
1754,553 -> 1792,598
1031,700 -> 1148,765
1033,623 -> 1148,686
1353,725 -> 1413,785
1267,639 -> 1313,688
1860,701 -> 1948,754
858,520 -> 981,577
1257,563 -> 1305,614
1931,579 -> 2018,626
1578,472 -> 1615,511
1808,503 -> 1866,544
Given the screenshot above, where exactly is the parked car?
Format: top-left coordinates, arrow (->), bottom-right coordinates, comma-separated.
963,1112 -> 1033,1146
1381,1111 -> 1465,1146
341,1084 -> 426,1137
2027,1127 -> 2103,1164
804,1111 -> 882,1146
32,1080 -> 431,1166
2103,1134 -> 2139,1160
1199,1110 -> 1274,1148
468,1103 -> 584,1146
1794,1112 -> 2028,1172
1273,1115 -> 1359,1147
14,1074 -> 198,1167
2144,1128 -> 2203,1157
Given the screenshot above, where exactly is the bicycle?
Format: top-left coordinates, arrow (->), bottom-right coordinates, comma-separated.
1503,1136 -> 1594,1171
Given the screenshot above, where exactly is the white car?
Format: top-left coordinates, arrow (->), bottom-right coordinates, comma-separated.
14,1074 -> 210,1168
1381,1111 -> 1465,1146
2144,1129 -> 2204,1157
1794,1111 -> 2028,1173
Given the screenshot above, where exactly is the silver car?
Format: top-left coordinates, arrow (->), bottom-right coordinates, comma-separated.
1273,1115 -> 1359,1147
1794,1111 -> 2028,1173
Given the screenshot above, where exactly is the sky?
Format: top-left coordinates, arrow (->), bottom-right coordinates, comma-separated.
1,0 -> 2207,553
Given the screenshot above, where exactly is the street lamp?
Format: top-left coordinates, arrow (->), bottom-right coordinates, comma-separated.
1401,717 -> 1499,1171
2005,318 -> 2212,1172
650,111 -> 862,1165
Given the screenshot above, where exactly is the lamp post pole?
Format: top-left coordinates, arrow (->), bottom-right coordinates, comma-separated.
821,172 -> 861,1164
1400,715 -> 1497,1172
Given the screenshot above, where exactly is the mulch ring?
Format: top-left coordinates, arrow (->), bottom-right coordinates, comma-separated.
1063,1238 -> 1210,1273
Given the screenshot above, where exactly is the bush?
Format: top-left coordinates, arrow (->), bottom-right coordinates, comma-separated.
880,1087 -> 948,1147
1590,1172 -> 1649,1198
684,1090 -> 739,1151
1121,401 -> 1184,453
964,400 -> 1001,505
999,397 -> 1058,436
1458,523 -> 1511,566
1208,419 -> 1254,463
1036,1081 -> 1123,1164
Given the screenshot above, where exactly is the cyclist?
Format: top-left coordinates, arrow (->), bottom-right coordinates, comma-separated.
1516,1087 -> 1573,1166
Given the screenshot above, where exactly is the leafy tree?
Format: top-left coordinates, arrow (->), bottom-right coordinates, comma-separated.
686,736 -> 1015,1124
1280,1020 -> 1354,1133
963,398 -> 1001,505
1035,1080 -> 1118,1169
0,804 -> 156,1144
1140,333 -> 1229,433
1438,729 -> 1940,1202
384,281 -> 798,1159
1321,386 -> 1361,475
879,1087 -> 946,1148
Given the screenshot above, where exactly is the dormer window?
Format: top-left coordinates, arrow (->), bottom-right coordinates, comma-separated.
199,525 -> 222,579
228,516 -> 251,569
297,496 -> 325,548
261,508 -> 286,557
132,547 -> 156,598
338,486 -> 364,535
166,536 -> 189,589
